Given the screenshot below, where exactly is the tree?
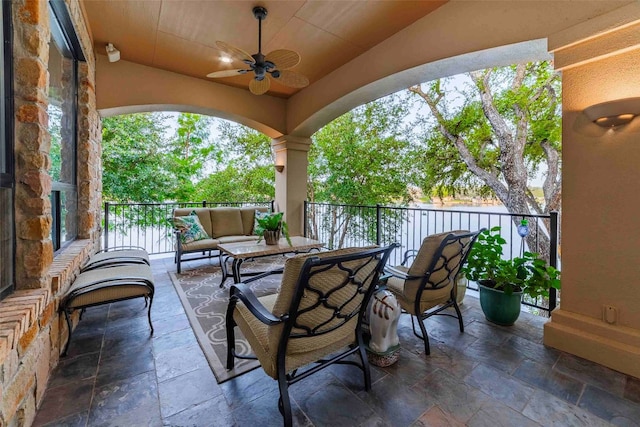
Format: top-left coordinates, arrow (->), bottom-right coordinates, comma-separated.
307,96 -> 415,248
166,113 -> 218,201
409,61 -> 561,258
193,121 -> 274,202
309,96 -> 414,205
102,113 -> 174,202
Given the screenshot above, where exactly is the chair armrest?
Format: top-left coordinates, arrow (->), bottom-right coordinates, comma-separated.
384,265 -> 423,280
230,283 -> 284,326
401,249 -> 418,266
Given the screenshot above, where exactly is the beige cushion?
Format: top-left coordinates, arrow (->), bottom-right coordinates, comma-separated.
209,208 -> 244,238
234,294 -> 360,379
268,246 -> 378,356
217,235 -> 260,244
85,249 -> 149,269
404,231 -> 467,298
65,265 -> 153,309
387,274 -> 453,314
180,238 -> 219,252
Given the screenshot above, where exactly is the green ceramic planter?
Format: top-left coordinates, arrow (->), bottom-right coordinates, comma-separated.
478,283 -> 522,326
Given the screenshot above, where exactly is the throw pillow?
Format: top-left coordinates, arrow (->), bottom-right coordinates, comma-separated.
171,211 -> 210,244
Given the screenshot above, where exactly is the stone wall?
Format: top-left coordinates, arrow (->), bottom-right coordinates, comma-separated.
0,0 -> 101,425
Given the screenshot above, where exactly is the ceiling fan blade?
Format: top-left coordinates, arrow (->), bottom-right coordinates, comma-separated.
216,41 -> 255,64
274,70 -> 309,88
265,49 -> 300,70
206,69 -> 246,78
249,77 -> 271,95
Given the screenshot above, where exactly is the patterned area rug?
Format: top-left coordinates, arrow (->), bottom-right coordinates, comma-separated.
169,257 -> 284,383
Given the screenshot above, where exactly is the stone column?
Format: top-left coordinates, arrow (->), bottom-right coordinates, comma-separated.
13,0 -> 53,289
543,3 -> 640,378
271,135 -> 312,236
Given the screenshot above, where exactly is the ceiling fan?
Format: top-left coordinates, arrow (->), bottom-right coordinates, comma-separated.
207,6 -> 310,95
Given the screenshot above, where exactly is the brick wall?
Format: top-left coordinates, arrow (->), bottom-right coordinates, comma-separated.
0,0 -> 101,425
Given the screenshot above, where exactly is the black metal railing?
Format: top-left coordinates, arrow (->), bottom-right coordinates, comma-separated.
304,201 -> 559,316
102,199 -> 559,316
103,200 -> 274,254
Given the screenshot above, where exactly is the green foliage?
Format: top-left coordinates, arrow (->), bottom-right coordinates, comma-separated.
166,113 -> 218,201
193,122 -> 274,202
255,212 -> 291,246
102,113 -> 174,202
411,61 -> 561,203
463,227 -> 561,297
309,96 -> 414,205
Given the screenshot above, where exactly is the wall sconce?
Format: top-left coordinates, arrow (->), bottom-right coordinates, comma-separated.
274,164 -> 285,173
106,43 -> 120,63
584,97 -> 640,128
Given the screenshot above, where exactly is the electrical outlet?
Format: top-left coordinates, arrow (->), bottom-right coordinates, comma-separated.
603,305 -> 617,324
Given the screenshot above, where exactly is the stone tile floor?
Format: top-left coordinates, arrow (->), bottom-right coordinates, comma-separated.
33,256 -> 640,427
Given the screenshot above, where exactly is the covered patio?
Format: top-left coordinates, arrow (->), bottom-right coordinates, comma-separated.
32,257 -> 640,426
2,0 -> 640,426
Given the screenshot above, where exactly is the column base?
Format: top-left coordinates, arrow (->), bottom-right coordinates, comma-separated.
544,308 -> 640,378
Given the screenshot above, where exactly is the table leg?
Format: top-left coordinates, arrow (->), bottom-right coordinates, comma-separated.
232,258 -> 244,283
219,255 -> 231,288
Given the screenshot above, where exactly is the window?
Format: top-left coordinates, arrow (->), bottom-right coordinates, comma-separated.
0,0 -> 14,299
48,2 -> 79,252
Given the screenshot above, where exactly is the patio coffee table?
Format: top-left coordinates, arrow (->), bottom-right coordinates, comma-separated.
218,236 -> 324,287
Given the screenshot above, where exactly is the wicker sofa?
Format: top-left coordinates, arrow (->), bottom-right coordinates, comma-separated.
173,206 -> 268,273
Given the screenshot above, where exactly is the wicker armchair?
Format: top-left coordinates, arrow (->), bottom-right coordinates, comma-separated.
384,230 -> 483,355
226,244 -> 397,427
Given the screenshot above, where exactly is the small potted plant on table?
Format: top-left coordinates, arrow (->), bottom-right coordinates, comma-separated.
255,212 -> 292,246
462,226 -> 560,325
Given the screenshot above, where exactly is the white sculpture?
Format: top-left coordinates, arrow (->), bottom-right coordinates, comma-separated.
367,288 -> 401,354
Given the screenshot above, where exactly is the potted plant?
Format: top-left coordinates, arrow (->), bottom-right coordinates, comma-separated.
462,226 -> 560,325
255,212 -> 292,246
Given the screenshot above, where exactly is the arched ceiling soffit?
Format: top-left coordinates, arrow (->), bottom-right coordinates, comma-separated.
95,55 -> 287,138
285,0 -> 632,138
99,104 -> 279,139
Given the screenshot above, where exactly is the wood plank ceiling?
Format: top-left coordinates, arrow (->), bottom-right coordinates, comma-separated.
82,1 -> 446,97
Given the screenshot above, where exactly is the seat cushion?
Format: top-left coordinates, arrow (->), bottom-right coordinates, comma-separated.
387,276 -> 452,314
234,294 -> 356,379
64,265 -> 154,309
217,235 -> 260,244
210,208 -> 244,238
180,238 -> 219,252
85,249 -> 149,269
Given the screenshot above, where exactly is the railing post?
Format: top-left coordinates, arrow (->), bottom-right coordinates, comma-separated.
103,202 -> 110,250
202,200 -> 207,207
376,204 -> 381,245
548,211 -> 559,312
303,200 -> 308,237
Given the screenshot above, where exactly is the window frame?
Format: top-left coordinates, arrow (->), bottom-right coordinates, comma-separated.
0,0 -> 15,300
48,0 -> 85,253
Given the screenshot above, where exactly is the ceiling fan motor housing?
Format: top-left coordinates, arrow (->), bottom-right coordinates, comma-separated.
253,6 -> 267,20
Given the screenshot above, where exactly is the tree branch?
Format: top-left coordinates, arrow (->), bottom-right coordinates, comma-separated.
409,84 -> 509,201
541,139 -> 561,212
